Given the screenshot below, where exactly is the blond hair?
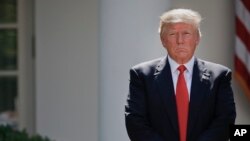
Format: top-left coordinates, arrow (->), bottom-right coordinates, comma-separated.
159,9 -> 202,37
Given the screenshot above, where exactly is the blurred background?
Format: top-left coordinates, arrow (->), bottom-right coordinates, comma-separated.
0,0 -> 249,141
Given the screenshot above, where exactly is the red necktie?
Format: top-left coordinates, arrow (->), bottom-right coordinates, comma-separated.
176,65 -> 189,141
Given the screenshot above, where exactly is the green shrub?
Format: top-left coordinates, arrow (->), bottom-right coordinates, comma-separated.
0,125 -> 54,141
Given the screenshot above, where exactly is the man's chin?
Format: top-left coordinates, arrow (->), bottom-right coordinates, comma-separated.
177,53 -> 189,59
175,55 -> 191,64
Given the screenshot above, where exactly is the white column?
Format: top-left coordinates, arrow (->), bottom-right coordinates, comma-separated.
99,0 -> 171,141
35,0 -> 98,141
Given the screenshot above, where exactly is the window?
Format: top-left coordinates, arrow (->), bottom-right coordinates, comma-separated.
0,0 -> 18,128
0,0 -> 34,133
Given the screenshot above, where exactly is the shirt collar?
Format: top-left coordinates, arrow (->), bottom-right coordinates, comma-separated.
167,55 -> 195,74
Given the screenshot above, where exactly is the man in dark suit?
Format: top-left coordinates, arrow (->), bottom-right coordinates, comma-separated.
125,9 -> 236,141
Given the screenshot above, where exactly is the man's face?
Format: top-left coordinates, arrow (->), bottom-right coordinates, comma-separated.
161,22 -> 200,64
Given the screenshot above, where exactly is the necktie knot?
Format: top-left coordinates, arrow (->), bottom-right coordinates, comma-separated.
178,65 -> 186,74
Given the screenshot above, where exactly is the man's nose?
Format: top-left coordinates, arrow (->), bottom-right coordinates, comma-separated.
177,34 -> 184,44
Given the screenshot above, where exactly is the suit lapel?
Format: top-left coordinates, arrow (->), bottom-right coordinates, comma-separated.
187,58 -> 211,137
154,57 -> 179,133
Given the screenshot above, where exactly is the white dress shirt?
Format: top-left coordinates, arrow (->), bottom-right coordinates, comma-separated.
167,55 -> 195,100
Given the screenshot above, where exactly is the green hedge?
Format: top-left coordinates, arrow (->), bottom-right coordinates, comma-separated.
0,125 -> 54,141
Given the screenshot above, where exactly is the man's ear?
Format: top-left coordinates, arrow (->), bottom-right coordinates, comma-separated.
160,34 -> 166,46
196,40 -> 199,45
196,36 -> 200,45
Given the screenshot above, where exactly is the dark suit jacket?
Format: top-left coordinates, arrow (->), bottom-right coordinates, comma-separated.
125,56 -> 236,141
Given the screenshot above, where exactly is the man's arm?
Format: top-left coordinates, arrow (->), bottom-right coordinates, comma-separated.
125,68 -> 165,141
197,70 -> 236,141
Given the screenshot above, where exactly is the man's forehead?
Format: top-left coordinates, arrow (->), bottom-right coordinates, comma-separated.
166,27 -> 195,32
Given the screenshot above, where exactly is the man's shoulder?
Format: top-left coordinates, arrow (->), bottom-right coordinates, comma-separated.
130,57 -> 166,74
197,58 -> 231,73
132,57 -> 164,69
